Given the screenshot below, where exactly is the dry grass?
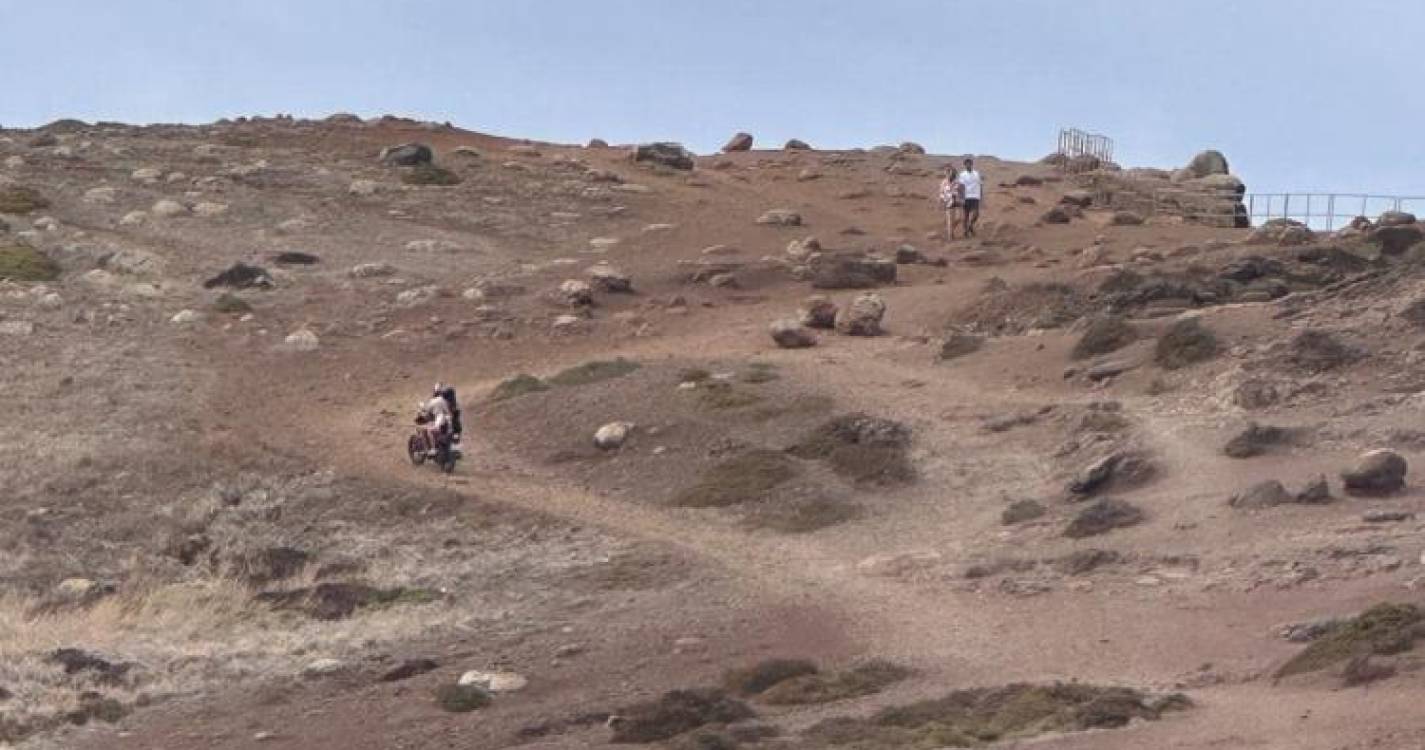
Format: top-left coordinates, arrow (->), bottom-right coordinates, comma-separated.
1154,318 -> 1218,370
610,688 -> 755,743
0,185 -> 50,214
1276,603 -> 1423,678
739,495 -> 859,533
401,164 -> 463,186
791,414 -> 916,485
547,358 -> 641,387
759,660 -> 911,706
490,373 -> 550,401
0,242 -> 60,282
724,658 -> 819,696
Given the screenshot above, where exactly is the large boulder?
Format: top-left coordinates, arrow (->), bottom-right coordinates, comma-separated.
1184,150 -> 1230,178
1060,190 -> 1093,208
722,132 -> 753,152
1377,210 -> 1416,227
769,318 -> 817,348
836,293 -> 886,336
634,142 -> 695,171
1064,498 -> 1144,538
1341,449 -> 1407,495
1370,224 -> 1424,255
784,139 -> 812,151
380,143 -> 433,166
1227,480 -> 1294,509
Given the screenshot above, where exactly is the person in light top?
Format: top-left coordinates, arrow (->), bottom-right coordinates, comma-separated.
937,164 -> 965,239
956,157 -> 983,237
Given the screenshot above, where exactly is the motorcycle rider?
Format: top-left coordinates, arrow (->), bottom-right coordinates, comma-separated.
437,383 -> 462,444
417,384 -> 454,457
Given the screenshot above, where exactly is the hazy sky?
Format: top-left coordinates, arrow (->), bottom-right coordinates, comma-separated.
4,0 -> 1421,195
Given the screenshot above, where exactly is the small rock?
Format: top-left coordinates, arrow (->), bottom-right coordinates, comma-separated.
722,132 -> 753,152
786,236 -> 822,261
594,421 -> 635,450
379,143 -> 433,166
283,329 -> 320,352
193,202 -> 228,218
119,211 -> 148,226
56,578 -> 99,599
784,139 -> 812,150
381,658 -> 439,682
554,643 -> 585,658
396,285 -> 439,307
1228,480 -> 1293,509
938,333 -> 984,361
1363,510 -> 1415,523
894,244 -> 926,264
150,199 -> 189,218
633,142 -> 695,171
458,671 -> 528,693
798,295 -> 837,329
348,179 -> 379,196
557,279 -> 594,306
130,167 -> 163,184
84,186 -> 118,205
586,263 -> 632,293
350,262 -> 395,278
769,318 -> 817,348
303,658 -> 345,677
170,309 -> 202,325
756,209 -> 802,227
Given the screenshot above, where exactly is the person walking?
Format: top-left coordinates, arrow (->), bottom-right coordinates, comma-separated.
957,157 -> 983,237
938,164 -> 965,239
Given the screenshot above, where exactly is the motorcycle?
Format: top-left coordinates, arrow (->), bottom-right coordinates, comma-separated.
408,413 -> 459,474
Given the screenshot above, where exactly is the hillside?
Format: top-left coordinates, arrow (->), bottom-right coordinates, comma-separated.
3,115 -> 1425,749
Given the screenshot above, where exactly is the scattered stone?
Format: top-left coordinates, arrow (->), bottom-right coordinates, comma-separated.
552,314 -> 584,332
810,255 -> 896,289
1223,422 -> 1289,458
1363,510 -> 1415,523
379,143 -> 433,166
1064,498 -> 1145,538
1280,617 -> 1345,643
170,309 -> 202,325
786,236 -> 822,261
130,167 -> 163,184
557,279 -> 595,306
722,132 -> 753,152
835,293 -> 886,336
348,179 -> 379,196
1111,210 -> 1145,226
1370,224 -> 1423,255
272,251 -> 319,265
634,142 -> 695,171
796,167 -> 821,182
434,684 -> 491,713
707,272 -> 737,288
1060,190 -> 1093,208
1341,450 -> 1407,495
798,295 -> 837,329
757,209 -> 803,227
784,139 -> 812,150
587,263 -> 633,293
1233,379 -> 1280,410
1228,480 -> 1294,509
303,658 -> 345,677
84,186 -> 118,205
396,285 -> 439,307
283,329 -> 320,351
938,333 -> 984,361
458,671 -> 529,693
1041,206 -> 1074,224
594,421 -> 635,450
1287,329 -> 1363,373
1055,549 -> 1121,575
350,262 -> 395,278
193,201 -> 228,218
1377,210 -> 1417,227
150,199 -> 189,218
770,318 -> 817,348
119,210 -> 147,226
898,142 -> 926,154
701,244 -> 737,256
55,578 -> 101,600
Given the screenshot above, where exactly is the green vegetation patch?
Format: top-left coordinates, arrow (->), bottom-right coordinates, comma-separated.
212,292 -> 252,314
724,658 -> 819,696
490,373 -> 550,401
610,688 -> 755,744
547,357 -> 640,387
698,382 -> 765,411
672,450 -> 800,508
760,660 -> 911,706
0,242 -> 60,281
435,684 -> 491,712
0,185 -> 50,215
791,414 -> 915,485
805,682 -> 1188,748
1276,603 -> 1424,678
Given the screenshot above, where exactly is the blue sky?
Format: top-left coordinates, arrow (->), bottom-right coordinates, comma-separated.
3,0 -> 1421,194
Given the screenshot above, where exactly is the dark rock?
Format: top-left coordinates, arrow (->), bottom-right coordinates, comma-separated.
1060,190 -> 1093,208
1072,316 -> 1136,360
634,142 -> 696,171
1233,379 -> 1280,410
784,139 -> 812,150
379,143 -> 433,166
272,251 -> 320,265
898,142 -> 926,154
48,649 -> 131,685
1185,150 -> 1230,178
722,132 -> 753,152
836,293 -> 886,336
1370,225 -> 1424,255
1068,450 -> 1156,496
894,244 -> 927,264
1228,480 -> 1293,509
1296,475 -> 1333,504
769,319 -> 817,349
938,333 -> 984,361
798,296 -> 838,329
1363,510 -> 1415,523
381,658 -> 439,682
1341,450 -> 1407,495
1111,210 -> 1145,226
1286,330 -> 1363,373
1041,206 -> 1074,224
1064,498 -> 1145,538
1223,422 -> 1288,458
1001,499 -> 1047,525
203,263 -> 273,290
1054,548 -> 1121,575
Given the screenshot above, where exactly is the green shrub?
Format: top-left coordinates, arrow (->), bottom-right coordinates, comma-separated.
0,243 -> 60,281
547,358 -> 639,386
0,186 -> 50,215
490,374 -> 549,401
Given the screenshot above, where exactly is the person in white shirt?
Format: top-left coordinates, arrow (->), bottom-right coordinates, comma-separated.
956,157 -> 984,237
937,164 -> 965,239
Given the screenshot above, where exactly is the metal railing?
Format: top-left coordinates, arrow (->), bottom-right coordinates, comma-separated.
1054,128 -> 1114,172
1243,193 -> 1425,231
